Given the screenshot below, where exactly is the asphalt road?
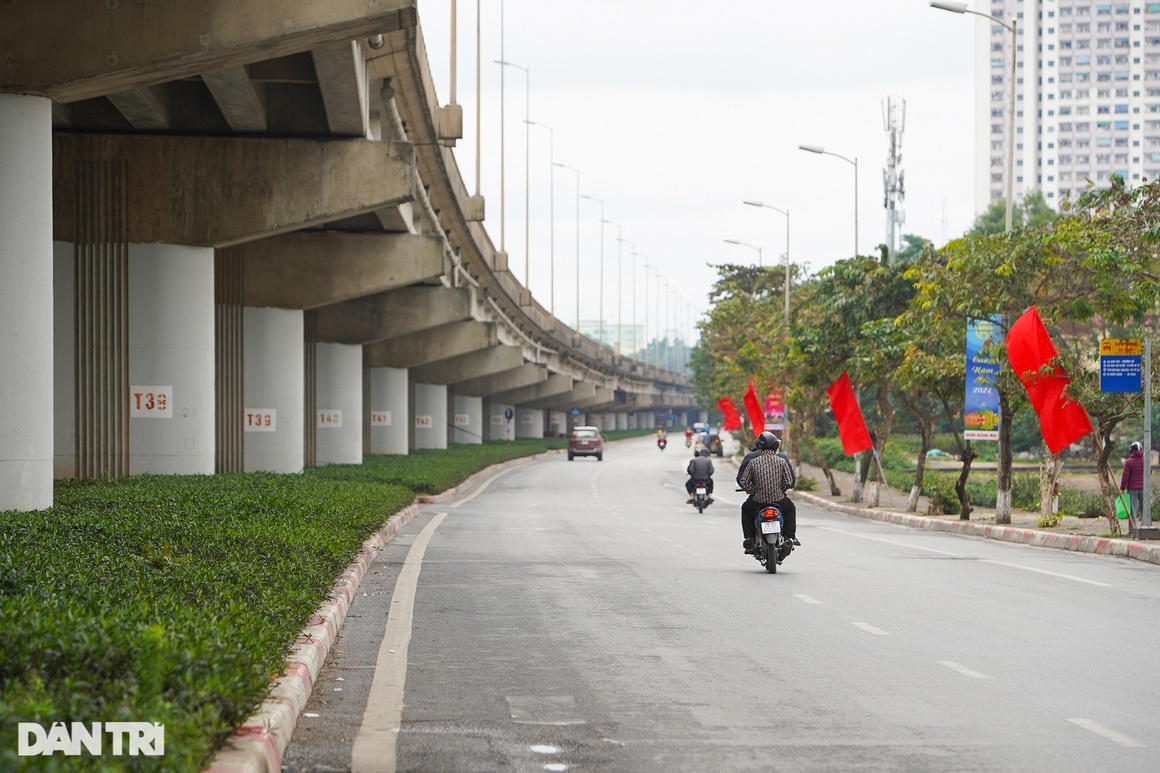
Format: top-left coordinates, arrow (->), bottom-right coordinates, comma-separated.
283,436 -> 1160,772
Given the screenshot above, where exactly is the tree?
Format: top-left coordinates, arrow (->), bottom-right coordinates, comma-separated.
969,191 -> 1057,237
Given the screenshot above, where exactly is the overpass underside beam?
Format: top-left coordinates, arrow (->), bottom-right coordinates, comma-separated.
238,231 -> 444,309
362,321 -> 497,369
53,133 -> 415,247
408,345 -> 524,386
453,364 -> 548,398
491,374 -> 573,407
320,287 -> 472,346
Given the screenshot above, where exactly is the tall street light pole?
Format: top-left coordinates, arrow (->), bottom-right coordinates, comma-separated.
744,199 -> 793,456
743,201 -> 791,329
799,144 -> 858,257
528,120 -> 554,316
640,258 -> 651,367
930,0 -> 1016,232
554,162 -> 580,331
619,239 -> 636,357
580,194 -> 604,347
723,238 -> 762,267
496,59 -> 530,291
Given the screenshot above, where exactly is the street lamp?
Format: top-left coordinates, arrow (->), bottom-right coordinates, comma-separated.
580,194 -> 605,347
496,59 -> 530,290
743,200 -> 791,328
799,144 -> 859,257
619,238 -> 637,358
744,199 -> 793,457
929,0 -> 1016,232
527,119 -> 554,316
554,162 -> 580,331
723,238 -> 762,266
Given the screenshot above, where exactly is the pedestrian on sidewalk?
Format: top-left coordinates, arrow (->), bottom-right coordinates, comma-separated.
1120,442 -> 1145,522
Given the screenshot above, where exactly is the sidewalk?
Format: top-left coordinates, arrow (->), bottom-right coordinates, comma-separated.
785,458 -> 1160,567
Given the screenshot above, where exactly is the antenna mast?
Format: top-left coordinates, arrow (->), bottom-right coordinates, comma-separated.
882,97 -> 906,264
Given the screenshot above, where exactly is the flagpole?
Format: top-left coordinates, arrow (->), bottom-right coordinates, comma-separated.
1144,336 -> 1153,529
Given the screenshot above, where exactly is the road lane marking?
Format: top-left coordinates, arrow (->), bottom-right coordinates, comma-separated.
818,527 -> 1112,587
794,594 -> 822,604
351,512 -> 448,773
851,622 -> 889,635
507,695 -> 585,725
979,559 -> 1112,587
938,660 -> 991,679
447,466 -> 521,508
1067,718 -> 1147,748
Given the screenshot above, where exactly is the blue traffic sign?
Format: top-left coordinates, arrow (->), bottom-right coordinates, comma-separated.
570,407 -> 581,417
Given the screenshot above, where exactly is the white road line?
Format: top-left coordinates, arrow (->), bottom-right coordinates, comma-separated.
350,512 -> 448,773
1067,718 -> 1147,748
851,622 -> 889,635
818,526 -> 1112,587
979,559 -> 1112,587
817,526 -> 966,557
447,467 -> 519,508
938,660 -> 991,679
794,594 -> 822,604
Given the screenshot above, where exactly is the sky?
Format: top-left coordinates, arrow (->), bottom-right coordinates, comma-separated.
416,0 -> 981,347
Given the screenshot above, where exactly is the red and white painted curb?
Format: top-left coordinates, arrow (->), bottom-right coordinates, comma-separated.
795,491 -> 1160,566
203,503 -> 420,773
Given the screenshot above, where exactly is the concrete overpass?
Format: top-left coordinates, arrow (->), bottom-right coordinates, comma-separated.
0,1 -> 698,511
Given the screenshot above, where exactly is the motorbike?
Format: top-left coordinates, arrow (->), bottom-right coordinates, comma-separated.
684,434 -> 693,448
657,436 -> 667,450
752,501 -> 792,574
690,481 -> 711,513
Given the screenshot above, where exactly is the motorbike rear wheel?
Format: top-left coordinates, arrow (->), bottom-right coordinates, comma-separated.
764,539 -> 778,574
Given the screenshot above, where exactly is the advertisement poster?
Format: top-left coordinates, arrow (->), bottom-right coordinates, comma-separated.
964,316 -> 1002,440
764,388 -> 786,431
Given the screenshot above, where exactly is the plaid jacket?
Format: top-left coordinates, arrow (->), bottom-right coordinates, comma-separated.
737,449 -> 793,503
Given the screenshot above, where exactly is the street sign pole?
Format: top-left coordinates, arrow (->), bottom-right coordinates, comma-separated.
1145,336 -> 1153,528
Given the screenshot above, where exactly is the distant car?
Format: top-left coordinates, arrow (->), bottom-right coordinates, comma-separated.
706,433 -> 723,457
568,426 -> 603,461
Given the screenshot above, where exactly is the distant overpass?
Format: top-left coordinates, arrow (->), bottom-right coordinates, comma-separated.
0,1 -> 698,511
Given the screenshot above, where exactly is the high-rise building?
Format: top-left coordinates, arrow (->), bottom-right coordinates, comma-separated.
975,1 -> 1160,214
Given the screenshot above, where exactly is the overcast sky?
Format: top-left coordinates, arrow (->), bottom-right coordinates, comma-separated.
416,0 -> 980,345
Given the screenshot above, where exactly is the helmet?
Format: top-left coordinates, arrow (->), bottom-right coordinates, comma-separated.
755,431 -> 781,451
698,447 -> 710,457
1131,441 -> 1143,453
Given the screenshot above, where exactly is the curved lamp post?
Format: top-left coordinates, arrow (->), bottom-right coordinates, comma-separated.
799,144 -> 858,257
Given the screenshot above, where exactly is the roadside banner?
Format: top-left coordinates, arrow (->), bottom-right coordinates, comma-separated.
717,398 -> 742,431
743,380 -> 765,435
964,315 -> 1002,440
764,388 -> 786,431
826,371 -> 873,456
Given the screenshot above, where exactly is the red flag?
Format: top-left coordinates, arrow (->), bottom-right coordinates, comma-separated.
743,380 -> 765,435
1006,306 -> 1093,454
826,371 -> 873,455
717,398 -> 742,431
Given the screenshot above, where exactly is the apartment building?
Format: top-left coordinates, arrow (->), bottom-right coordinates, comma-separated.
975,0 -> 1160,213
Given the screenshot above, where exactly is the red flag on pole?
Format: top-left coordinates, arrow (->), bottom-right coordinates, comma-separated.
827,371 -> 873,455
717,398 -> 742,431
743,380 -> 765,435
1006,306 -> 1093,454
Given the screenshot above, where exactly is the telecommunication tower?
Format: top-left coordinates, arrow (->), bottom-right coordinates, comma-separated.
882,97 -> 906,264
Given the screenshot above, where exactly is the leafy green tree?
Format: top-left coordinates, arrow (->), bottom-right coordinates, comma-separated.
969,191 -> 1057,236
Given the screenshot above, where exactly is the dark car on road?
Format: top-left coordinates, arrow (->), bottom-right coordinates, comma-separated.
568,426 -> 603,461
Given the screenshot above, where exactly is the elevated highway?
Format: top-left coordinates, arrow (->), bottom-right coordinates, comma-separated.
0,0 -> 697,511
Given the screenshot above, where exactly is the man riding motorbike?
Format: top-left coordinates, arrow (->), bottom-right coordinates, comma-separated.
685,446 -> 715,504
736,431 -> 799,554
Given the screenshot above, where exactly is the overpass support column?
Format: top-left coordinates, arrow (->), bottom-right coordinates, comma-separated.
314,343 -> 362,465
515,407 -> 544,439
411,381 -> 448,450
617,413 -> 628,431
367,366 -> 408,454
547,410 -> 566,437
243,308 -> 304,473
128,244 -> 215,475
451,393 -> 484,445
0,95 -> 53,510
488,403 -> 515,441
640,412 -> 655,429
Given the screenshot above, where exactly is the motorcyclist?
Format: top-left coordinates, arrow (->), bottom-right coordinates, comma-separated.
656,427 -> 667,449
685,446 -> 715,503
737,431 -> 798,554
684,426 -> 694,446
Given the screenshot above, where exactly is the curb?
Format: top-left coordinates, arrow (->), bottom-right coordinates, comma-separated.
202,445 -> 571,773
794,490 -> 1160,567
203,502 -> 420,773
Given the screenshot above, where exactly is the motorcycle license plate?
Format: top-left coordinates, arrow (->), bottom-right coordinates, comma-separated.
760,520 -> 780,535
695,487 -> 707,495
